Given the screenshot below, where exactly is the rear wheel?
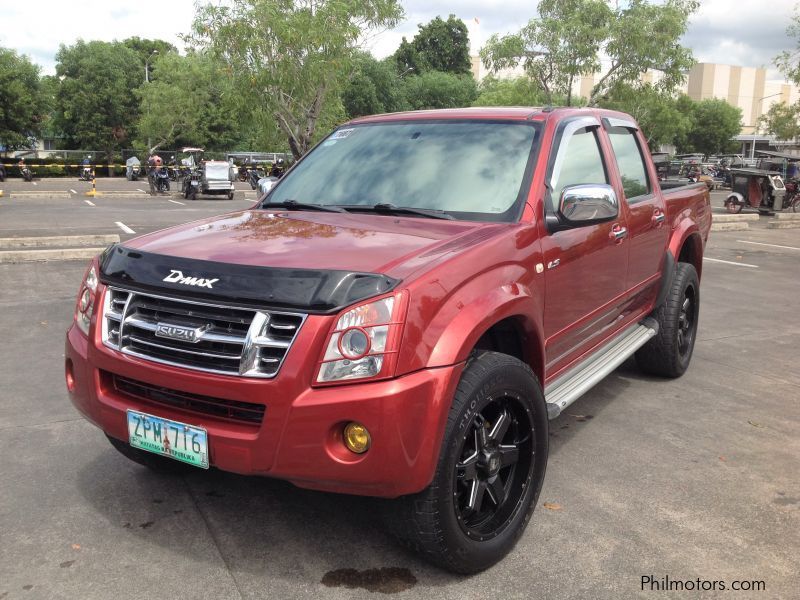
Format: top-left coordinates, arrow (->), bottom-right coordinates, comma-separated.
636,262 -> 700,378
387,351 -> 548,574
791,195 -> 800,213
228,190 -> 235,200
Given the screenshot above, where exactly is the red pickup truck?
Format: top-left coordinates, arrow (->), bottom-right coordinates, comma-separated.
65,107 -> 711,573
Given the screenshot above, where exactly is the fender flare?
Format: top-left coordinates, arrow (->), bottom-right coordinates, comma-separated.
426,285 -> 545,382
653,250 -> 676,309
669,222 -> 704,279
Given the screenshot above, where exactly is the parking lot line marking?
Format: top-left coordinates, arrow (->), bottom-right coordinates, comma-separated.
736,240 -> 800,251
115,221 -> 136,234
84,200 -> 95,207
137,188 -> 146,193
70,189 -> 78,195
703,257 -> 759,268
32,182 -> 37,186
167,199 -> 185,205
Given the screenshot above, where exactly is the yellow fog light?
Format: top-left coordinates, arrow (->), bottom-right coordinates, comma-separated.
343,422 -> 371,454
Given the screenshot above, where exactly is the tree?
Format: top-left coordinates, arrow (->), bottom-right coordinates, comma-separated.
481,0 -> 697,106
403,71 -> 477,110
759,102 -> 800,142
776,9 -> 800,86
342,53 -> 408,118
122,37 -> 179,82
191,0 -> 404,160
53,40 -> 141,161
0,47 -> 46,150
675,97 -> 742,156
473,76 -> 550,107
135,52 -> 243,153
394,15 -> 472,76
599,84 -> 692,149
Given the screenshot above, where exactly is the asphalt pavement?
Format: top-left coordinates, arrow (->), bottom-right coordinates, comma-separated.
0,180 -> 798,599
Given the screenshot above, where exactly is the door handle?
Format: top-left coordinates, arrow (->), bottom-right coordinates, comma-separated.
652,210 -> 666,225
610,224 -> 628,242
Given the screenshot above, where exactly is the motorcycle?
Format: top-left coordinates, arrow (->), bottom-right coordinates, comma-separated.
248,166 -> 266,190
151,167 -> 170,193
125,157 -> 141,181
80,166 -> 93,181
20,165 -> 33,182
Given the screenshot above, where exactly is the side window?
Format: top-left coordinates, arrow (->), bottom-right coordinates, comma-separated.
608,127 -> 651,201
550,128 -> 608,210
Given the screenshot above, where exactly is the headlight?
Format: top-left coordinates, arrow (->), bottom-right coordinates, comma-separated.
316,293 -> 406,384
75,261 -> 99,336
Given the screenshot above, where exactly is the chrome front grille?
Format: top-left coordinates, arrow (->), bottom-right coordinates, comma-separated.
101,287 -> 305,378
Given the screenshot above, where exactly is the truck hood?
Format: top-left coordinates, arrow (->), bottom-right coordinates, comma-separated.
124,209 -> 506,280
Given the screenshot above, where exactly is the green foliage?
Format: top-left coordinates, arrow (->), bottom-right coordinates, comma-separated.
0,47 -> 47,150
342,53 -> 409,118
599,84 -> 692,149
122,37 -> 178,82
53,40 -> 142,156
776,9 -> 800,86
759,102 -> 800,141
394,15 -> 472,76
191,0 -> 404,159
481,0 -> 697,106
675,97 -> 742,155
135,52 -> 243,152
473,76 -> 550,107
403,71 -> 477,110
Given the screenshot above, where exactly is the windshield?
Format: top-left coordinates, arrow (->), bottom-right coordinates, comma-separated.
264,120 -> 541,221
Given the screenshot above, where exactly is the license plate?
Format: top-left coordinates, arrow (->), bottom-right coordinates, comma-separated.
127,410 -> 209,469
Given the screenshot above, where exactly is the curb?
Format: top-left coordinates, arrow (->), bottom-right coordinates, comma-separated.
773,212 -> 800,221
711,213 -> 760,222
711,222 -> 749,232
0,247 -> 106,263
0,234 -> 119,249
767,220 -> 800,229
4,191 -> 72,198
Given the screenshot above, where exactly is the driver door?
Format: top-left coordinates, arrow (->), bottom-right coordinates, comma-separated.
541,117 -> 629,377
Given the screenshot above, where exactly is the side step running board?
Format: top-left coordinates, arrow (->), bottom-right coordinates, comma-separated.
544,319 -> 659,419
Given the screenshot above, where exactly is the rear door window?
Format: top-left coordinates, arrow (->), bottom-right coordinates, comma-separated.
608,127 -> 651,201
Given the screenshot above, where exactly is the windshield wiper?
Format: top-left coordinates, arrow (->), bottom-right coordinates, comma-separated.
342,203 -> 455,220
260,199 -> 346,213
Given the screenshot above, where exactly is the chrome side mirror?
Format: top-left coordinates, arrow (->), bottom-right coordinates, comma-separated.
558,184 -> 618,225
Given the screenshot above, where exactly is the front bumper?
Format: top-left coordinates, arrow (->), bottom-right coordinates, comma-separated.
65,322 -> 462,498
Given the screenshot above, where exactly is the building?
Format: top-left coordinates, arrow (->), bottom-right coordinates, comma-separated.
680,63 -> 799,134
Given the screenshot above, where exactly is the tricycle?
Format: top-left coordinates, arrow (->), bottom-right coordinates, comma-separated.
724,168 -> 800,214
182,159 -> 236,200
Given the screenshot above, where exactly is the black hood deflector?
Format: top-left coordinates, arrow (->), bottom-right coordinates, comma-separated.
99,244 -> 400,314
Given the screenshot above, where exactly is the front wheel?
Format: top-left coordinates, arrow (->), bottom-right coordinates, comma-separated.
636,262 -> 700,378
387,352 -> 548,574
724,197 -> 743,214
791,195 -> 800,213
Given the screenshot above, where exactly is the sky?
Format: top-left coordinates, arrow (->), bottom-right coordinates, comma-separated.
0,0 -> 797,81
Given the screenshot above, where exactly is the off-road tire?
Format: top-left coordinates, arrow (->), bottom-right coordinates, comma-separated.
636,262 -> 700,378
106,434 -> 192,474
386,351 -> 548,574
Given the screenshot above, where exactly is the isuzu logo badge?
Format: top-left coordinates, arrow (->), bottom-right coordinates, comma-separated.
162,269 -> 219,289
155,323 -> 209,344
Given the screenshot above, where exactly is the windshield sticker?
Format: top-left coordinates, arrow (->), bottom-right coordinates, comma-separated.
322,140 -> 338,147
331,128 -> 355,140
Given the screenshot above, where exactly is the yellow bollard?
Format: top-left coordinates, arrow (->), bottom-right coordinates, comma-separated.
86,170 -> 98,197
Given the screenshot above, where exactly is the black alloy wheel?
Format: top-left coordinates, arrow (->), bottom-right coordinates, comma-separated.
454,396 -> 534,541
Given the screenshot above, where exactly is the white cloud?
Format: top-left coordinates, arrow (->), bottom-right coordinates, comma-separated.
1,0 -> 798,81
0,0 -> 194,74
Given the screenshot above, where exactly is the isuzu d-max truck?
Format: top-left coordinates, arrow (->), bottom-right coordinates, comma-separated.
65,107 -> 711,573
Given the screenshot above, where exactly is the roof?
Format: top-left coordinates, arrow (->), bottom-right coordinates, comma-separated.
756,150 -> 800,161
347,106 -> 638,125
